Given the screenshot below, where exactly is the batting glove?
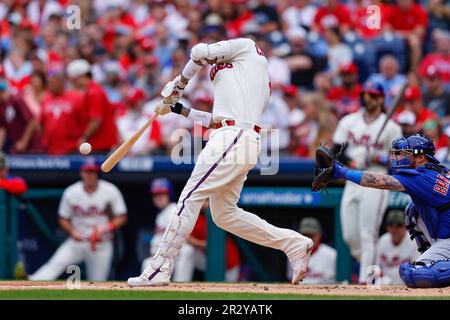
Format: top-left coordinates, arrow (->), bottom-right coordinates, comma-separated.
161,75 -> 186,104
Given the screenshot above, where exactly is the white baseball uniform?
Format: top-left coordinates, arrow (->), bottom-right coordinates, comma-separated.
287,244 -> 337,284
140,38 -> 311,283
333,111 -> 402,283
376,232 -> 419,285
29,180 -> 127,281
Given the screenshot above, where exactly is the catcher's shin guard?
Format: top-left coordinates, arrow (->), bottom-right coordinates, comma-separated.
399,260 -> 450,288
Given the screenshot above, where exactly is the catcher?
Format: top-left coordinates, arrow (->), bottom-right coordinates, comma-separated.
312,134 -> 450,288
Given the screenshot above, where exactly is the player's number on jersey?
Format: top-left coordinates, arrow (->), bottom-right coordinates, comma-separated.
434,174 -> 450,196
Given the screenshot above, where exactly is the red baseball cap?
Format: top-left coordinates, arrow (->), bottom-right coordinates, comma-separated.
80,158 -> 100,172
339,63 -> 358,75
283,84 -> 298,97
128,88 -> 145,103
425,65 -> 441,79
403,86 -> 421,101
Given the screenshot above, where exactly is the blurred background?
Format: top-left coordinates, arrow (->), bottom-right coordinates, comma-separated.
0,0 -> 449,284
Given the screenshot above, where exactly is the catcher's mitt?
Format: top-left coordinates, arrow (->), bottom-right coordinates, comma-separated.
311,145 -> 342,192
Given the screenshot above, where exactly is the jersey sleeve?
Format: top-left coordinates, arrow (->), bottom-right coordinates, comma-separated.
109,185 -> 127,216
333,116 -> 350,144
393,173 -> 422,199
208,38 -> 255,63
58,189 -> 72,219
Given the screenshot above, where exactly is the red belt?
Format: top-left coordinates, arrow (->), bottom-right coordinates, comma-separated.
214,120 -> 261,133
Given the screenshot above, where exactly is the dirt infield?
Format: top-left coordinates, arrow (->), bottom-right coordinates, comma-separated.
0,281 -> 449,298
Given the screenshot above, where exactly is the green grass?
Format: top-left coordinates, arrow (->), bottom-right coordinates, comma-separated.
0,290 -> 448,300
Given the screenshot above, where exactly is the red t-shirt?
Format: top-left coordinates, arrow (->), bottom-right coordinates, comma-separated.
351,4 -> 392,39
389,4 -> 428,32
191,214 -> 240,270
0,95 -> 40,153
40,90 -> 84,155
314,4 -> 351,32
326,84 -> 362,116
82,81 -> 118,151
418,54 -> 450,83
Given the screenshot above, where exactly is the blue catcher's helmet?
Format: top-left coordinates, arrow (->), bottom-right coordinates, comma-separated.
389,134 -> 439,173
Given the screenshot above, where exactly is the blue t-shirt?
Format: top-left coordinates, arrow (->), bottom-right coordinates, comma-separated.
394,165 -> 450,239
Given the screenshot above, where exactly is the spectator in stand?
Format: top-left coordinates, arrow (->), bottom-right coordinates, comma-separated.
101,60 -> 125,109
367,55 -> 407,110
426,0 -> 450,32
66,59 -> 118,154
284,27 -> 327,90
326,63 -> 362,117
323,26 -> 353,76
422,65 -> 450,127
3,48 -> 32,94
0,78 -> 39,154
418,29 -> 450,86
436,125 -> 450,163
252,0 -> 280,37
389,0 -> 428,72
376,211 -> 419,285
282,0 -> 317,32
396,110 -> 418,136
40,68 -> 83,155
283,84 -> 305,131
22,70 -> 46,118
26,0 -> 64,27
395,86 -> 438,134
117,88 -> 162,156
135,55 -> 160,100
312,0 -> 351,35
0,151 -> 27,196
291,93 -> 337,158
422,119 -> 448,150
287,218 -> 336,284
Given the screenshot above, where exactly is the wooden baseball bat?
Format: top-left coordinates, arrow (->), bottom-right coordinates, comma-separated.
374,81 -> 408,145
101,113 -> 158,172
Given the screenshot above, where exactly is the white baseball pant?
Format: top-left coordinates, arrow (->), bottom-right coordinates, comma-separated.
340,181 -> 389,283
148,126 -> 308,279
29,238 -> 113,281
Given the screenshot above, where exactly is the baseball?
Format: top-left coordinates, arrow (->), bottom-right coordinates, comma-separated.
79,142 -> 92,155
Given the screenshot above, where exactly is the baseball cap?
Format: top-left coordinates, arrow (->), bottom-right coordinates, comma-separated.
80,157 -> 100,172
339,63 -> 358,75
299,217 -> 322,235
0,152 -> 6,170
128,88 -> 145,104
403,86 -> 421,101
283,85 -> 298,98
386,210 -> 405,226
425,65 -> 441,79
363,81 -> 384,96
397,110 -> 416,126
66,59 -> 91,79
149,178 -> 173,195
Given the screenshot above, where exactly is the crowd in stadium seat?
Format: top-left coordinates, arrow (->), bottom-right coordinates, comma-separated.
0,0 -> 449,158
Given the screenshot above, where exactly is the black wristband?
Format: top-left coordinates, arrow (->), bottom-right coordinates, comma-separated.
171,102 -> 183,114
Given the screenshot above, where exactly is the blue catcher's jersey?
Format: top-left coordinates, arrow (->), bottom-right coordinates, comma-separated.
394,164 -> 450,239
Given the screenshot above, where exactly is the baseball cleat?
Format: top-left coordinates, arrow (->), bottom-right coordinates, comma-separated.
127,273 -> 170,287
291,238 -> 314,285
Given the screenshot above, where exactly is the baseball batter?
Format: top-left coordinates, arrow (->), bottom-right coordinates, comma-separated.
128,37 -> 313,286
29,160 -> 127,281
332,82 -> 402,284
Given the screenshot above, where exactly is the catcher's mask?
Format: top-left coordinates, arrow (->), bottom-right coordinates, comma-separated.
389,134 -> 439,173
389,137 -> 413,173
